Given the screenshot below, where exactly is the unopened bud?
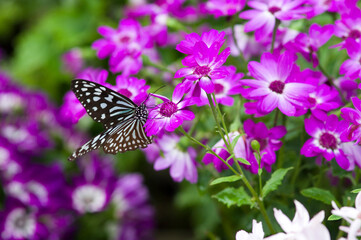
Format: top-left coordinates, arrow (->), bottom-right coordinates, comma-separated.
251,140 -> 260,152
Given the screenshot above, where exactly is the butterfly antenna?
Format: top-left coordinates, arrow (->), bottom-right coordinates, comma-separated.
143,85 -> 166,104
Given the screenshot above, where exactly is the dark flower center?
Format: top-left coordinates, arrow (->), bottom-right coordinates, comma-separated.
119,36 -> 131,43
268,6 -> 281,14
194,66 -> 211,76
349,29 -> 361,39
160,101 -> 178,117
269,80 -> 285,94
118,88 -> 132,98
214,83 -> 224,94
308,97 -> 317,107
15,217 -> 26,229
319,132 -> 338,150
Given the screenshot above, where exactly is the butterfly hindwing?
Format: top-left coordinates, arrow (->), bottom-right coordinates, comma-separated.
68,128 -> 112,161
103,119 -> 153,154
71,79 -> 137,129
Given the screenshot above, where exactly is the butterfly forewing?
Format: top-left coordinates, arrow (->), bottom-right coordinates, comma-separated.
103,119 -> 153,154
72,79 -> 137,129
69,80 -> 153,161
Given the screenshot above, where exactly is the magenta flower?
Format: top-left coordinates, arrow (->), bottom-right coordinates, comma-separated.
340,97 -> 361,143
176,30 -> 226,55
145,83 -> 195,136
285,23 -> 334,67
239,0 -> 310,41
153,134 -> 198,183
334,77 -> 359,101
205,0 -> 246,18
61,48 -> 83,75
334,7 -> 361,48
306,84 -> 341,120
240,51 -> 315,116
196,66 -> 244,106
175,43 -> 230,94
112,75 -> 150,105
92,19 -> 151,75
175,30 -> 230,94
339,142 -> 361,171
340,38 -> 361,80
301,115 -> 350,170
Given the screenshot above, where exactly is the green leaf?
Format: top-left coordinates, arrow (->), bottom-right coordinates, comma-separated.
212,187 -> 252,208
235,157 -> 250,165
210,175 -> 242,186
262,167 -> 293,197
351,188 -> 361,193
328,214 -> 342,221
301,187 -> 337,205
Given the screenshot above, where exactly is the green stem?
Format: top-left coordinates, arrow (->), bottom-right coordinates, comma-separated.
273,109 -> 280,127
271,19 -> 281,54
142,55 -> 175,74
206,93 -> 275,234
206,93 -> 230,148
178,126 -> 239,176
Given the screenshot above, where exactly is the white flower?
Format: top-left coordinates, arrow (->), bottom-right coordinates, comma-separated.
332,191 -> 361,240
236,220 -> 264,240
265,200 -> 330,240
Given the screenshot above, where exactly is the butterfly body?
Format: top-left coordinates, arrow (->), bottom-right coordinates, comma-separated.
68,79 -> 152,161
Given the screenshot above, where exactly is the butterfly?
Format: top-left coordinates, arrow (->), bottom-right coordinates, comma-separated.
68,79 -> 153,161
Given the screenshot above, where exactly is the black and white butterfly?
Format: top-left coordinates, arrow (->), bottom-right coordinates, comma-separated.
68,79 -> 153,161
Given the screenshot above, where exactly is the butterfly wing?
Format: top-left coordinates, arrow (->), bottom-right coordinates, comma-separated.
68,128 -> 112,161
103,119 -> 153,154
71,79 -> 137,129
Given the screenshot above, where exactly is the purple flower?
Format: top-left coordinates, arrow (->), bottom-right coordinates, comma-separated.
301,115 -> 350,170
111,174 -> 154,240
240,51 -> 315,116
145,83 -> 195,136
340,142 -> 361,171
1,121 -> 52,154
0,199 -> 49,240
62,48 -> 83,75
242,119 -> 287,172
285,23 -> 334,67
92,19 -> 151,75
205,0 -> 246,18
195,66 -> 244,106
239,0 -> 309,41
340,38 -> 361,80
175,44 -> 230,94
4,163 -> 67,209
0,89 -> 25,114
70,156 -> 116,214
153,134 -> 198,183
340,97 -> 361,143
0,139 -> 22,180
